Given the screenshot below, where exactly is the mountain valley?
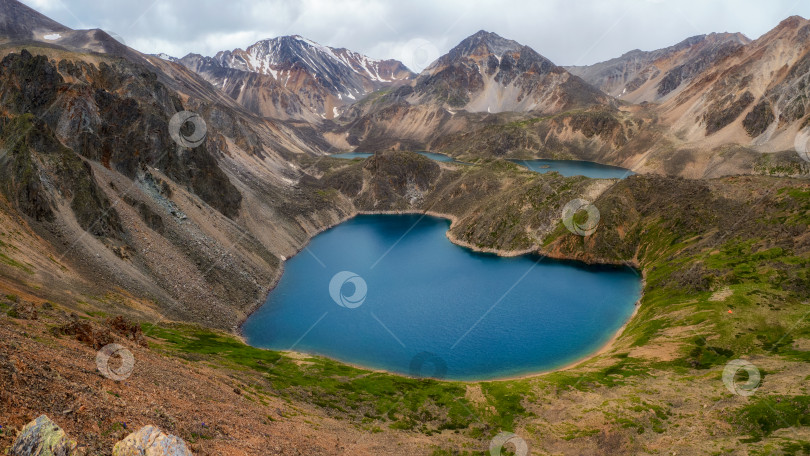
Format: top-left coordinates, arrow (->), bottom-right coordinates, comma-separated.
0,0 -> 809,454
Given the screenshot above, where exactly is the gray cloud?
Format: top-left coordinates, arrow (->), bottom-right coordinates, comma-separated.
20,0 -> 810,68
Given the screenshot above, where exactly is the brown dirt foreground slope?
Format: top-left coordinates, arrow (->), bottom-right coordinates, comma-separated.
0,311 -> 436,455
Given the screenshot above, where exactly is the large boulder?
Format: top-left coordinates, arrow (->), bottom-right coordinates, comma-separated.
112,426 -> 192,456
8,415 -> 77,456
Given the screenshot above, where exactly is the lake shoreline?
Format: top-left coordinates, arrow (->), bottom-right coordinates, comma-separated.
237,209 -> 645,383
260,283 -> 643,383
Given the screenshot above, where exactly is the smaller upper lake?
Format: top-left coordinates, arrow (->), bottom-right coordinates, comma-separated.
331,151 -> 462,163
330,153 -> 634,178
511,159 -> 634,179
331,152 -> 373,159
416,151 -> 457,162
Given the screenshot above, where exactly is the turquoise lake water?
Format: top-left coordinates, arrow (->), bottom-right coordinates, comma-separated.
331,152 -> 373,159
511,159 -> 634,178
331,153 -> 633,178
416,151 -> 457,162
331,151 -> 460,163
242,214 -> 641,380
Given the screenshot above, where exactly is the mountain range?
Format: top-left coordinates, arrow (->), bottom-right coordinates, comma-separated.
566,32 -> 752,102
0,0 -> 809,453
174,36 -> 413,120
164,14 -> 810,162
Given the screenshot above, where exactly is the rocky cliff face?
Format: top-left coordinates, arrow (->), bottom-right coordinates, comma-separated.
658,16 -> 810,149
0,49 -> 273,328
177,36 -> 414,120
401,30 -> 607,114
176,53 -> 318,121
333,31 -> 610,153
0,1 -> 354,330
567,33 -> 751,102
0,50 -> 241,219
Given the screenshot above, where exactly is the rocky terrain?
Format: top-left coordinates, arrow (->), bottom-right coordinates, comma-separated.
176,36 -> 414,120
0,0 -> 809,454
399,30 -> 606,114
332,31 -> 609,152
659,16 -> 810,150
567,32 -> 751,102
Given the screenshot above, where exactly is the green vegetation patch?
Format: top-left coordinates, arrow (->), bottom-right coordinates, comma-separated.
543,354 -> 649,391
143,323 -> 530,436
729,395 -> 810,442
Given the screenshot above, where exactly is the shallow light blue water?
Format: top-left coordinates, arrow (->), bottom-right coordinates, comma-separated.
511,159 -> 634,178
242,214 -> 641,380
331,152 -> 373,159
416,151 -> 457,162
331,151 -> 462,163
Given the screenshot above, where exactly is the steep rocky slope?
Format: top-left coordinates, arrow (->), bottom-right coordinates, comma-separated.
174,53 -> 320,122
333,31 -> 610,152
401,30 -> 607,114
177,36 -> 414,120
567,33 -> 751,102
658,16 -> 810,151
0,0 -> 351,331
570,15 -> 810,158
0,0 -> 68,41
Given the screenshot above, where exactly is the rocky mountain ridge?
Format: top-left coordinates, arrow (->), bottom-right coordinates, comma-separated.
330,30 -> 612,153
566,32 -> 751,102
407,30 -> 607,113
177,35 -> 414,120
657,16 -> 810,148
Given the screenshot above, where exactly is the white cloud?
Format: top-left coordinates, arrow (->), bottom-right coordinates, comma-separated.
22,0 -> 59,10
18,0 -> 810,65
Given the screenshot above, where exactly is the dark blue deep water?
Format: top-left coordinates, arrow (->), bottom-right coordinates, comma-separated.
511,159 -> 634,178
242,215 -> 641,380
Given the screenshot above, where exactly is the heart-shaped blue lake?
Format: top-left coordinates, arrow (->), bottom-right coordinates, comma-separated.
242,214 -> 641,381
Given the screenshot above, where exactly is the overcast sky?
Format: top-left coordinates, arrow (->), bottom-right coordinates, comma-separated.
20,0 -> 810,70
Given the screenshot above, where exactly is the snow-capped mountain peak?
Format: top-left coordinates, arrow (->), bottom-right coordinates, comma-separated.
177,35 -> 414,120
212,35 -> 410,85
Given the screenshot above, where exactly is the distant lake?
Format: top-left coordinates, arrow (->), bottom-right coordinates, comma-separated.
331,151 -> 462,163
416,151 -> 457,162
331,152 -> 373,159
242,214 -> 641,381
511,159 -> 634,178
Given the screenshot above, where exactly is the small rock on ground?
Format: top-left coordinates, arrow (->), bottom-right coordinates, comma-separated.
112,425 -> 192,456
9,414 -> 77,456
